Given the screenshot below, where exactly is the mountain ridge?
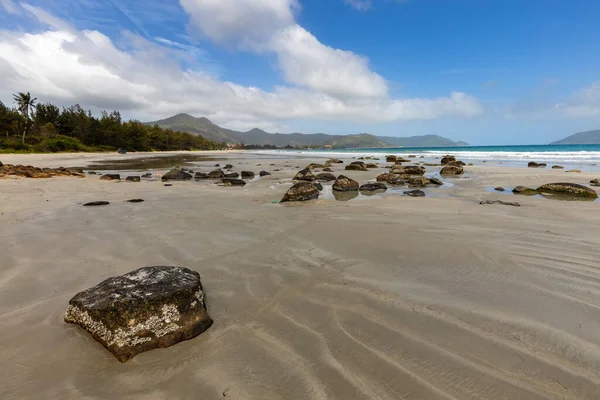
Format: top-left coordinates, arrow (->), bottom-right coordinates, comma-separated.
146,113 -> 468,148
552,129 -> 600,145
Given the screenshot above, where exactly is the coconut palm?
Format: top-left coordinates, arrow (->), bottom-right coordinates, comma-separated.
12,92 -> 37,144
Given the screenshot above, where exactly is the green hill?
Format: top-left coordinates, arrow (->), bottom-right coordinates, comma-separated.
552,129 -> 600,145
147,113 -> 467,148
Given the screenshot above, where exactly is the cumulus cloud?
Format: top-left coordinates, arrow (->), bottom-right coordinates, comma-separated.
0,4 -> 483,131
555,81 -> 600,118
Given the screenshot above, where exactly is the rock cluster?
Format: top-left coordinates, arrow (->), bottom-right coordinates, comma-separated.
0,164 -> 85,179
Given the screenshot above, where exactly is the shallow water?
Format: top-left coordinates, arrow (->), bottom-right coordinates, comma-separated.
82,154 -> 226,171
485,187 -> 599,202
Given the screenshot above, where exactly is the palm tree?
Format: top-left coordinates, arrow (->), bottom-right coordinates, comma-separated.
13,92 -> 37,144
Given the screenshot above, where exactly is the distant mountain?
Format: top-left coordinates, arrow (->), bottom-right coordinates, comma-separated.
552,129 -> 600,145
147,113 -> 467,148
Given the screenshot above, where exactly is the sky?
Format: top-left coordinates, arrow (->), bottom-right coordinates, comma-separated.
1,0 -> 600,145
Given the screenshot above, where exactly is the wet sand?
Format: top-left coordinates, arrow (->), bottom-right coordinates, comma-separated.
1,152 -> 600,399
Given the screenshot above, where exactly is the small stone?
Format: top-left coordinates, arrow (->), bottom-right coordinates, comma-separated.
440,165 -> 464,175
127,199 -> 144,203
344,163 -> 368,171
221,178 -> 247,186
315,172 -> 336,181
403,190 -> 425,197
164,184 -> 173,187
323,167 -> 333,172
100,174 -> 120,181
195,172 -> 209,179
126,176 -> 141,182
141,173 -> 153,178
552,165 -> 564,169
83,201 -> 110,206
88,171 -> 97,175
327,159 -> 344,164
313,182 -> 323,191
512,186 -> 538,195
259,171 -> 271,176
224,172 -> 239,178
494,187 -> 505,192
359,183 -> 387,191
365,163 -> 378,169
565,169 -> 582,173
429,178 -> 443,185
162,169 -> 192,181
241,171 -> 255,179
306,163 -> 326,170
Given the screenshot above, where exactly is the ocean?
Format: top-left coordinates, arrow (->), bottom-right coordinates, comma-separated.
255,144 -> 600,171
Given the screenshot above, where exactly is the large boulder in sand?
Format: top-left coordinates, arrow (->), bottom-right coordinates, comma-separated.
294,168 -> 315,181
440,165 -> 464,175
408,176 -> 430,187
528,162 -> 547,168
315,172 -> 336,181
162,169 -> 192,181
441,155 -> 456,165
207,169 -> 224,179
359,182 -> 387,192
391,165 -> 425,175
281,182 -> 320,202
241,171 -> 255,179
345,162 -> 368,172
332,175 -> 359,191
64,266 -> 213,362
536,183 -> 598,199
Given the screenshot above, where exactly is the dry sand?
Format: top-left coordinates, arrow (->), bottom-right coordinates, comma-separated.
1,152 -> 600,399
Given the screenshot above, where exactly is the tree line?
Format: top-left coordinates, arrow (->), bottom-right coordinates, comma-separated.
0,92 -> 227,153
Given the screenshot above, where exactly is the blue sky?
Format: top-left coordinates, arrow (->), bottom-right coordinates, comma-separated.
1,0 -> 600,144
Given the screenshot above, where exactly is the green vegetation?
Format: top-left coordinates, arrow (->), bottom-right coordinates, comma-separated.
0,96 -> 226,153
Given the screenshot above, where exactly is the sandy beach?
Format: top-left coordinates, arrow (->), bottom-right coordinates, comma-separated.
2,151 -> 600,399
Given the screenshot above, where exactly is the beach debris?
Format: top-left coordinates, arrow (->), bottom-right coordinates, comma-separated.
565,169 -> 582,173
127,199 -> 144,203
480,200 -> 520,207
403,190 -> 426,197
281,182 -> 320,202
126,176 -> 140,182
494,187 -> 506,192
345,162 -> 368,171
83,201 -> 110,206
327,158 -> 344,164
162,169 -> 192,181
528,162 -> 547,168
315,172 -> 336,182
513,186 -> 538,195
195,172 -> 209,180
306,163 -> 326,170
221,178 -> 247,186
552,165 -> 564,169
365,163 -> 378,169
359,182 -> 387,192
241,171 -> 255,179
333,175 -> 359,191
440,165 -> 464,175
100,174 -> 120,180
536,183 -> 598,199
441,155 -> 456,165
64,266 -> 213,362
224,172 -> 239,178
207,169 -> 225,179
259,171 -> 271,176
294,168 -> 315,181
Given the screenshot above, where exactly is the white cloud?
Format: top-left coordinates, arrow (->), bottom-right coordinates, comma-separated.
555,82 -> 600,118
0,5 -> 483,132
20,3 -> 74,31
1,0 -> 18,14
344,0 -> 373,11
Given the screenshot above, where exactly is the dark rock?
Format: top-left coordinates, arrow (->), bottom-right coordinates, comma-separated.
441,155 -> 456,165
376,173 -> 390,181
313,182 -> 323,191
88,171 -> 97,175
512,186 -> 538,195
528,162 -> 547,168
315,172 -> 336,181
241,171 -> 255,179
221,178 -> 247,186
391,165 -> 425,175
359,182 -> 387,191
408,155 -> 416,158
127,199 -> 144,203
306,163 -> 326,170
281,182 -> 320,202
386,155 -> 397,162
345,163 -> 368,172
195,172 -> 209,179
350,161 -> 365,165
294,168 -> 315,181
83,201 -> 110,206
0,161 -> 2,167
224,172 -> 239,178
480,200 -> 520,207
403,190 -> 425,197
164,184 -> 173,187
552,165 -> 564,169
447,160 -> 466,166
64,266 -> 212,362
365,163 -> 378,169
162,169 -> 192,181
141,173 -> 153,178
259,171 -> 271,176
323,167 -> 333,172
207,169 -> 225,179
332,175 -> 359,191
536,183 -> 598,199
408,176 -> 430,187
494,187 -> 505,192
126,176 -> 141,182
358,157 -> 365,160
100,174 -> 120,181
429,178 -> 443,185
224,164 -> 233,169
327,159 -> 344,164
214,164 -> 220,167
565,169 -> 582,173
440,165 -> 464,175
590,179 -> 599,186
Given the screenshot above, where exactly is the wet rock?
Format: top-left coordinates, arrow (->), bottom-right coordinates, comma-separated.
88,171 -> 97,175
408,176 -> 430,187
403,190 -> 425,197
441,155 -> 456,165
552,165 -> 564,169
565,169 -> 582,173
376,173 -> 391,181
294,168 -> 315,181
64,266 -> 213,362
440,165 -> 464,175
100,174 -> 120,181
429,178 -> 443,185
162,169 -> 192,181
241,171 -> 255,179
164,184 -> 173,187
590,179 -> 600,187
333,190 -> 359,201
528,162 -> 547,168
281,182 -> 320,202
221,178 -> 247,186
480,200 -> 520,207
306,163 -> 326,170
224,172 -> 239,178
323,167 -> 333,172
214,164 -> 220,167
408,155 -> 416,158
494,187 -> 505,192
224,164 -> 233,169
141,173 -> 153,178
83,201 -> 110,206
359,182 -> 387,191
315,172 -> 336,181
447,160 -> 466,167
207,169 -> 225,179
127,199 -> 144,203
365,163 -> 378,169
332,175 -> 359,191
195,172 -> 208,180
126,176 -> 141,182
345,162 -> 368,172
259,171 -> 271,176
313,182 -> 323,191
327,159 -> 344,164
536,183 -> 598,199
391,165 -> 425,175
386,155 -> 397,162
512,186 -> 538,195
